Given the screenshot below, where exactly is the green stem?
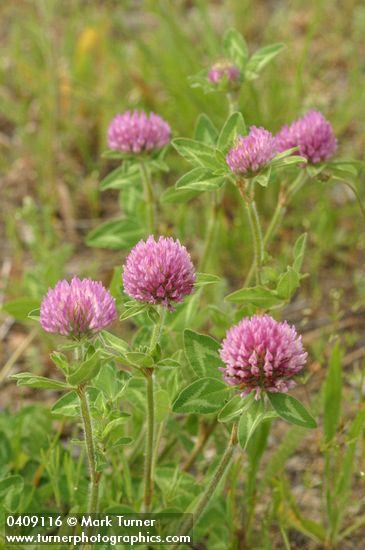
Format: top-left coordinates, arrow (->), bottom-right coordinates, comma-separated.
128,427 -> 146,465
152,420 -> 165,478
229,456 -> 243,547
143,307 -> 166,511
338,180 -> 365,220
158,435 -> 178,463
140,161 -> 156,234
287,170 -> 307,202
245,171 -> 307,287
77,386 -> 100,514
182,417 -> 218,472
143,370 -> 154,511
172,423 -> 238,548
149,306 -> 166,354
199,191 -> 219,273
226,92 -> 237,115
244,198 -> 264,285
263,190 -> 286,249
181,190 -> 221,466
175,188 -> 223,329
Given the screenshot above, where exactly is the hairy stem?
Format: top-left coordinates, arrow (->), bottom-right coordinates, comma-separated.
245,171 -> 308,287
149,306 -> 166,354
75,346 -> 100,523
183,190 -> 222,471
143,307 -> 166,511
152,420 -> 165,478
199,192 -> 219,273
263,188 -> 287,249
182,418 -> 218,472
242,192 -> 264,286
226,92 -> 237,115
338,180 -> 365,220
143,369 -> 154,511
158,435 -> 178,463
169,190 -> 220,331
287,170 -> 307,202
77,386 -> 100,515
172,423 -> 238,548
140,161 -> 156,234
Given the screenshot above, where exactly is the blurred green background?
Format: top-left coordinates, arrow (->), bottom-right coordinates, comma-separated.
1,0 -> 365,301
1,2 -> 365,548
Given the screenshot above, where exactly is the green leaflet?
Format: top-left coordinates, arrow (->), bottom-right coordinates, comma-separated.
172,377 -> 228,414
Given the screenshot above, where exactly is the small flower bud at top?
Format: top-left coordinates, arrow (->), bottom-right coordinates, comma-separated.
208,61 -> 241,86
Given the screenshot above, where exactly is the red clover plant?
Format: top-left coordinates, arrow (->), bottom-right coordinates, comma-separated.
12,26 -> 363,549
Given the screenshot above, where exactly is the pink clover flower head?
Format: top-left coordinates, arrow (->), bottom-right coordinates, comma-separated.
107,110 -> 171,154
208,61 -> 241,85
219,315 -> 307,398
226,126 -> 276,175
40,277 -> 117,338
276,110 -> 337,164
122,235 -> 196,310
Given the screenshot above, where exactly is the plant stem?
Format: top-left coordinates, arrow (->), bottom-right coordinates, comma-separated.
143,369 -> 155,511
128,427 -> 146,465
199,191 -> 219,273
143,307 -> 166,511
244,171 -> 308,287
77,386 -> 100,514
238,180 -> 264,285
175,190 -> 221,330
181,191 -> 221,470
0,327 -> 39,384
226,92 -> 237,115
287,170 -> 307,201
149,306 -> 166,354
173,422 -> 238,548
158,435 -> 178,463
263,187 -> 287,249
140,161 -> 156,234
182,417 -> 218,472
338,180 -> 365,220
250,200 -> 264,284
229,456 -> 243,548
152,420 -> 165,478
